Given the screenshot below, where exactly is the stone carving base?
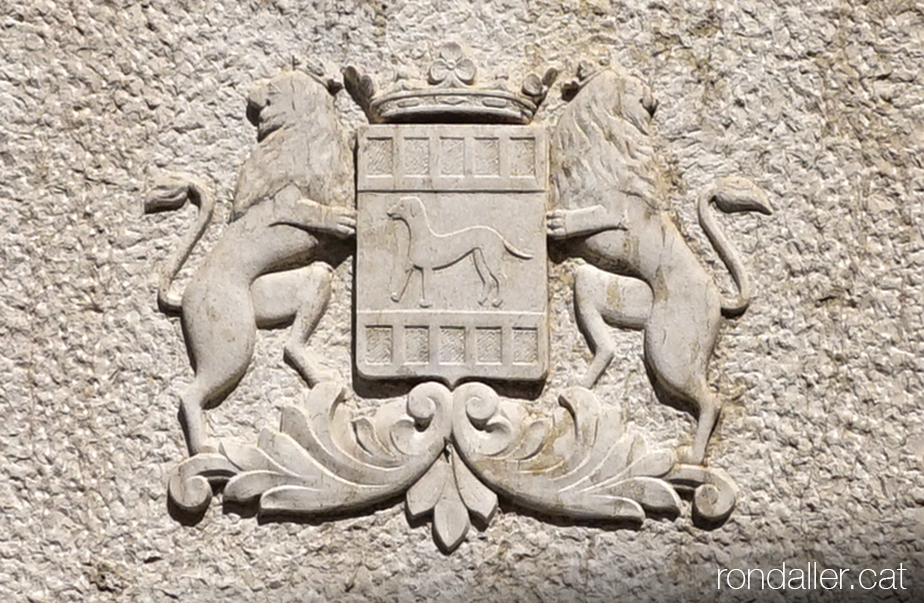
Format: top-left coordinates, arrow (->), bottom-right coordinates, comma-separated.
168,382 -> 738,552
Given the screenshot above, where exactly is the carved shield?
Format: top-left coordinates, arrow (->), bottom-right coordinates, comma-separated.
355,125 -> 549,385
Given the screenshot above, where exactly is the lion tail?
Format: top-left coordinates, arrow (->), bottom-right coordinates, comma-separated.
144,173 -> 215,314
697,176 -> 772,317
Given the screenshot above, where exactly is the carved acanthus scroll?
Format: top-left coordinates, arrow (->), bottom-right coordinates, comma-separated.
169,382 -> 736,550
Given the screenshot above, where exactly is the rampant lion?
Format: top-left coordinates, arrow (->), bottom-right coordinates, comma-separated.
549,67 -> 772,465
146,68 -> 355,456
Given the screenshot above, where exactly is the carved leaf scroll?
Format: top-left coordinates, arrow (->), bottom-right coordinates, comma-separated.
169,378 -> 737,547
665,463 -> 739,523
167,453 -> 238,514
405,446 -> 498,552
451,383 -> 683,522
169,382 -> 454,516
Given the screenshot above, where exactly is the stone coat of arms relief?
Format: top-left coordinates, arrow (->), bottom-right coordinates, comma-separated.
146,45 -> 771,552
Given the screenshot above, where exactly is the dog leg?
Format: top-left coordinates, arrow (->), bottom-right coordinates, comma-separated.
391,265 -> 414,303
490,245 -> 507,308
475,245 -> 504,307
471,249 -> 491,305
491,266 -> 506,308
419,267 -> 433,308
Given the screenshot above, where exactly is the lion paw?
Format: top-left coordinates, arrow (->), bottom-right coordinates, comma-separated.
190,439 -> 220,457
677,445 -> 706,467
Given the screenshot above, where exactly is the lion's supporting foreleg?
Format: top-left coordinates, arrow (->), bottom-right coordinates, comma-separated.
270,184 -> 357,239
547,205 -> 627,240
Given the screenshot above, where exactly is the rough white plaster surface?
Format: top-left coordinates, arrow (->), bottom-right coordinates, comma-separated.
2,0 -> 923,600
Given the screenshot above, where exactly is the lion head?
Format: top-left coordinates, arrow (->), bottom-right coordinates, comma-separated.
233,69 -> 352,220
551,69 -> 662,212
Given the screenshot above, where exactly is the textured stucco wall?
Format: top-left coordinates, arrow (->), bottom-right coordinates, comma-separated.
2,0 -> 923,600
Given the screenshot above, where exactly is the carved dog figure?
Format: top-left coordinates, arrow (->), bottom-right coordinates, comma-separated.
387,196 -> 533,308
146,69 -> 355,456
550,68 -> 772,465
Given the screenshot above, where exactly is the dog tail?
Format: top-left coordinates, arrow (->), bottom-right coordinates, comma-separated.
698,176 -> 772,317
144,173 -> 215,314
503,240 -> 534,261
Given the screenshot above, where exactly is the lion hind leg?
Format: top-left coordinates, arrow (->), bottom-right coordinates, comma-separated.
649,375 -> 720,466
688,385 -> 720,466
180,278 -> 258,456
574,264 -> 651,388
643,295 -> 722,465
180,381 -> 224,457
251,264 -> 337,387
252,267 -> 310,328
179,338 -> 253,457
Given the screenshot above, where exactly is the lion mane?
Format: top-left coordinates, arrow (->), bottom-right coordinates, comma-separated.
146,69 -> 353,314
547,67 -> 772,465
551,69 -> 662,213
233,70 -> 352,221
145,68 -> 359,456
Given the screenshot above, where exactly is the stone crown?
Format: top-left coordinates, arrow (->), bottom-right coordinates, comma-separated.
344,42 -> 558,125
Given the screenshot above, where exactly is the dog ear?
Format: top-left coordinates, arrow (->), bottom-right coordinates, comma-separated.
409,198 -> 419,217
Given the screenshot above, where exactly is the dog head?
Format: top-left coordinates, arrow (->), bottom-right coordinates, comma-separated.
387,197 -> 423,221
